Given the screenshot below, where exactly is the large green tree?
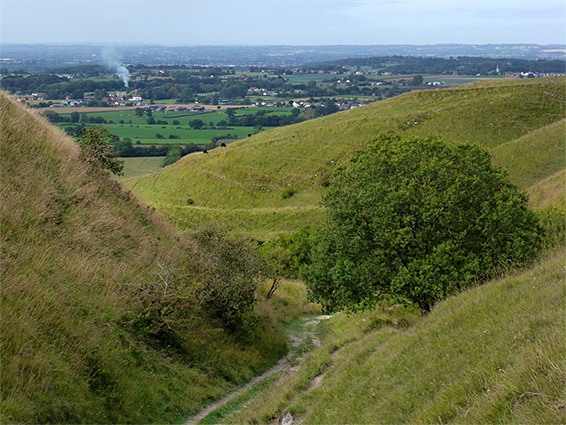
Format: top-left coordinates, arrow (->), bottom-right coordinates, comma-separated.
304,135 -> 541,314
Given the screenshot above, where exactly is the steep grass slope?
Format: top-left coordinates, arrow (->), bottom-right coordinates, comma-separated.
490,118 -> 566,190
124,78 -> 566,239
0,93 -> 286,424
230,248 -> 565,424
528,170 -> 566,210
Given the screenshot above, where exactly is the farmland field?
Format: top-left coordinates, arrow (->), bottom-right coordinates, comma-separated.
57,106 -> 301,145
59,121 -> 257,145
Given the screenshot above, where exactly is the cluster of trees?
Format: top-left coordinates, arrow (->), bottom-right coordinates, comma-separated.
226,108 -> 303,128
44,111 -> 109,124
112,138 -> 205,159
69,126 -> 208,159
2,74 -> 125,100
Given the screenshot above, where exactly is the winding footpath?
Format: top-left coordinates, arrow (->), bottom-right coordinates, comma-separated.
184,315 -> 332,425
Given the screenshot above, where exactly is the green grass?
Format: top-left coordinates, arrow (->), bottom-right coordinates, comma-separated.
198,374 -> 282,424
117,156 -> 165,180
491,119 -> 566,190
124,77 -> 566,240
100,124 -> 256,145
58,107 -> 301,146
228,248 -> 566,424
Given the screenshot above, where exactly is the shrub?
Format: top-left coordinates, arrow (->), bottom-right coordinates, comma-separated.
192,226 -> 267,329
77,127 -> 123,175
162,146 -> 182,167
261,227 -> 313,279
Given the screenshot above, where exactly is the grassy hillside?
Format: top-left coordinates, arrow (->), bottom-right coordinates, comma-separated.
228,247 -> 565,424
123,77 -> 566,240
0,93 -> 290,423
528,170 -> 566,210
491,119 -> 566,190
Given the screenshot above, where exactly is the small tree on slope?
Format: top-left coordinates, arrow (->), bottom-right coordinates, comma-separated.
77,127 -> 124,175
304,135 -> 542,314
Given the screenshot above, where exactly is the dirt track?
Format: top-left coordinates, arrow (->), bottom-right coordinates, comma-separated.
184,315 -> 332,425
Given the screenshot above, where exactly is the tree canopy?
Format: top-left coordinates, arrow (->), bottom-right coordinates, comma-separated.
304,135 -> 542,314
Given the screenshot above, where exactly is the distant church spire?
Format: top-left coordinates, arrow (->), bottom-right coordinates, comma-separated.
496,64 -> 500,74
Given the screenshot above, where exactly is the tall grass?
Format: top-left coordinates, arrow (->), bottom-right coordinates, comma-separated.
0,93 -> 291,423
528,170 -> 566,210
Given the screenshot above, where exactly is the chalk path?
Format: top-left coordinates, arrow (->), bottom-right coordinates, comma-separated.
184,315 -> 332,425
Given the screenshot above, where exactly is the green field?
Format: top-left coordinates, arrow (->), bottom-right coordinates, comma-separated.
100,124 -> 256,145
423,76 -> 510,85
58,106 -> 302,145
60,107 -> 304,145
117,156 -> 165,180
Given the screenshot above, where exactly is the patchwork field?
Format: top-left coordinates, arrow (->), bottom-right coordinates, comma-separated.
57,107 -> 300,146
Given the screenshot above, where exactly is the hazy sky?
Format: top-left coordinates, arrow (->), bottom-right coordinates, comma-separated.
1,0 -> 565,45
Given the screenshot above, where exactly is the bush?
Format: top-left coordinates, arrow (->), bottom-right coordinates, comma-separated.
77,127 -> 123,175
192,226 -> 267,329
305,135 -> 542,314
162,146 -> 182,167
261,227 -> 313,279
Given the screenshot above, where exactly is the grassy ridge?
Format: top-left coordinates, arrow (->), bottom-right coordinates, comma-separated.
0,93 -> 290,423
124,78 -> 566,239
229,248 -> 566,424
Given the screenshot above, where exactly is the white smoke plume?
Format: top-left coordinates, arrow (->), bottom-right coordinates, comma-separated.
101,47 -> 130,87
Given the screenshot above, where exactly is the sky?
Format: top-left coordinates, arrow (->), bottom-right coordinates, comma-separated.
1,0 -> 565,46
